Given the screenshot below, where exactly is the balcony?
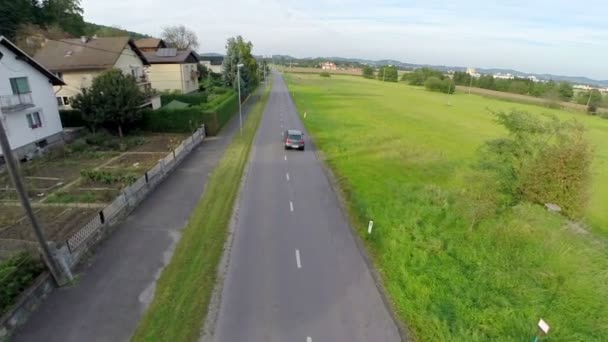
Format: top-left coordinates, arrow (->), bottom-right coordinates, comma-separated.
0,93 -> 34,113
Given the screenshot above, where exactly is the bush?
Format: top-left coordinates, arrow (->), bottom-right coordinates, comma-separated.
0,252 -> 45,315
59,109 -> 87,127
320,72 -> 331,78
207,92 -> 239,132
160,92 -> 208,106
478,110 -> 592,217
80,169 -> 138,185
141,107 -> 209,133
424,77 -> 455,94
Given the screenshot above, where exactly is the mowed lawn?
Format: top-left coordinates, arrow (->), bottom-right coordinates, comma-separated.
286,74 -> 608,341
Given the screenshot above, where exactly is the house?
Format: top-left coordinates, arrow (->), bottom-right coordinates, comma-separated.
321,62 -> 337,71
135,38 -> 167,52
33,36 -> 161,109
0,36 -> 65,159
198,53 -> 224,74
143,48 -> 200,94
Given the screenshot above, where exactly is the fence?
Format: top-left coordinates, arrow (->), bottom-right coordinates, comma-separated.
61,126 -> 205,267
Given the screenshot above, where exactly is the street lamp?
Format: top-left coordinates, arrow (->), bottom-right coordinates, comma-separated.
237,63 -> 244,134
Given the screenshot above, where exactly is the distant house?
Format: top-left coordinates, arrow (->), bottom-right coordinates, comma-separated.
143,48 -> 200,94
33,36 -> 161,110
321,62 -> 338,71
135,38 -> 167,52
0,36 -> 65,159
199,53 -> 224,74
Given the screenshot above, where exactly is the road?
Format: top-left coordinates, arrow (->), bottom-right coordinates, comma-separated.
12,95 -> 260,342
213,73 -> 401,341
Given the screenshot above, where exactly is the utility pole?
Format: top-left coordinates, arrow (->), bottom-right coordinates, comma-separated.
383,67 -> 386,82
237,63 -> 244,134
468,74 -> 473,95
0,110 -> 64,284
586,89 -> 593,107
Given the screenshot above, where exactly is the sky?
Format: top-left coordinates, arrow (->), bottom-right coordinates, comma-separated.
82,0 -> 608,80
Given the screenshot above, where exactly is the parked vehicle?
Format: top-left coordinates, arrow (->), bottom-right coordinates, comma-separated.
284,129 -> 305,151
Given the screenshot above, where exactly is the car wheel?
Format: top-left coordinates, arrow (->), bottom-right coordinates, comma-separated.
300,146 -> 305,151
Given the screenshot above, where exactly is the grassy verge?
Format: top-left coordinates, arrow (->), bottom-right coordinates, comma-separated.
132,82 -> 272,341
285,73 -> 608,341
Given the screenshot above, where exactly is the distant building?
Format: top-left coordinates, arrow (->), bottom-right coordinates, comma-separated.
135,38 -> 168,52
466,67 -> 481,78
143,48 -> 200,94
199,54 -> 224,74
321,62 -> 337,71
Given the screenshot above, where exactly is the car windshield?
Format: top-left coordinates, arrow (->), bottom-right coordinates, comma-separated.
288,134 -> 302,140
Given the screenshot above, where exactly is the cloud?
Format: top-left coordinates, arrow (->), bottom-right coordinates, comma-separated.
81,0 -> 608,79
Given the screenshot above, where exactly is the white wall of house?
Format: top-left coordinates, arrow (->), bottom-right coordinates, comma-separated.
0,44 -> 63,156
114,45 -> 146,79
148,63 -> 198,94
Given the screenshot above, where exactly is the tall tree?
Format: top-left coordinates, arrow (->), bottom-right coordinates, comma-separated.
72,69 -> 144,137
557,82 -> 574,101
222,36 -> 259,95
377,65 -> 398,82
0,0 -> 34,40
161,25 -> 199,50
362,65 -> 375,79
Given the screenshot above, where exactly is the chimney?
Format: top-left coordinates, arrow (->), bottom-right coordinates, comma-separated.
80,36 -> 87,44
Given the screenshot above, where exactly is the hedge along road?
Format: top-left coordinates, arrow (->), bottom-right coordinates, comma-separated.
12,90 -> 262,342
209,73 -> 400,341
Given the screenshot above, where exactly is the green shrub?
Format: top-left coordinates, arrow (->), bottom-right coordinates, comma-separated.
160,92 -> 208,106
59,109 -> 87,127
478,110 -> 593,217
0,252 -> 45,315
141,107 -> 210,133
320,72 -> 331,78
205,92 -> 239,133
424,76 -> 455,94
80,169 -> 138,185
69,138 -> 89,153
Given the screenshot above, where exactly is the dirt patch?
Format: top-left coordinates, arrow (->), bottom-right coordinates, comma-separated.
0,205 -> 98,242
130,133 -> 188,153
103,152 -> 166,172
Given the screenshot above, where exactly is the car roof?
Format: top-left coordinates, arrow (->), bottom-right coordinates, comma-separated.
286,129 -> 302,135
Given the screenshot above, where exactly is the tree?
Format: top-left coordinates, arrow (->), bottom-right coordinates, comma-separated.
557,82 -> 574,101
425,76 -> 455,94
72,69 -> 144,137
161,25 -> 199,50
377,65 -> 398,82
222,36 -> 259,95
362,65 -> 375,79
0,0 -> 34,40
576,89 -> 602,113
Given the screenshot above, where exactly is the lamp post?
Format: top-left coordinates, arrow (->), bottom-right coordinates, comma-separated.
237,63 -> 244,134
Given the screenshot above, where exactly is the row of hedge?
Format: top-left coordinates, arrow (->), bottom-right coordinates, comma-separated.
60,90 -> 240,136
160,92 -> 208,106
1,252 -> 45,315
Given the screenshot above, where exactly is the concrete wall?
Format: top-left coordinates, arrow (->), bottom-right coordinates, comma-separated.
148,63 -> 198,94
0,44 -> 64,157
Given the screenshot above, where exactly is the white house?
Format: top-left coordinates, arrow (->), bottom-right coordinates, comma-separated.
0,36 -> 65,160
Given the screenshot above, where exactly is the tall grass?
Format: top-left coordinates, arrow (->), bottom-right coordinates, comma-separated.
286,74 -> 608,341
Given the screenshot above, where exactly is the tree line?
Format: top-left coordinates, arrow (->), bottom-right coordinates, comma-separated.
401,68 -> 455,94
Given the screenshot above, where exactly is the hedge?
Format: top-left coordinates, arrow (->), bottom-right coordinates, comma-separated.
160,92 -> 208,107
141,107 -> 213,133
0,252 -> 45,315
206,92 -> 239,131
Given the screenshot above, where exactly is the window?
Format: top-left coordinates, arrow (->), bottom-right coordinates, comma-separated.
26,112 -> 42,129
10,77 -> 30,94
56,97 -> 70,106
63,96 -> 70,105
57,97 -> 63,106
35,139 -> 48,148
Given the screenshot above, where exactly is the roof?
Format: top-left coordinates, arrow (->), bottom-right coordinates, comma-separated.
198,54 -> 224,65
135,38 -> 167,49
0,36 -> 65,86
33,37 -> 148,72
162,100 -> 191,110
143,49 -> 200,64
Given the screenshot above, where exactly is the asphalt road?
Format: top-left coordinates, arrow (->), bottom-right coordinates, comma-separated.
213,73 -> 401,342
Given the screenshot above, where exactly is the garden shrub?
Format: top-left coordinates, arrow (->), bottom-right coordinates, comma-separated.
80,169 -> 138,185
59,109 -> 87,127
0,252 -> 45,315
320,72 -> 331,78
160,92 -> 208,106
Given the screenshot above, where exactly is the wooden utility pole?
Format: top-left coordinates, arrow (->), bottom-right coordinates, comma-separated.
0,108 -> 64,284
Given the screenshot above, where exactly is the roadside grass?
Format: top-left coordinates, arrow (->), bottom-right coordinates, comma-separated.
285,73 -> 608,341
132,82 -> 272,342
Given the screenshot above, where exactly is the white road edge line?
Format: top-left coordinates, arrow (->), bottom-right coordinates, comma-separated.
296,249 -> 302,269
289,201 -> 294,212
286,172 -> 290,181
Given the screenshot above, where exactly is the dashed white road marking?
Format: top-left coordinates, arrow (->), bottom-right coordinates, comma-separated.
306,337 -> 312,342
289,201 -> 294,212
296,249 -> 302,269
286,172 -> 290,181
284,155 -> 287,161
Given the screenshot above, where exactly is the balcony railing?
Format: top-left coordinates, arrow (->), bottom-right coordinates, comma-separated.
0,93 -> 34,113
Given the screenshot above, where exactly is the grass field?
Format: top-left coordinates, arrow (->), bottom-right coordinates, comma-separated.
286,74 -> 608,341
132,83 -> 271,341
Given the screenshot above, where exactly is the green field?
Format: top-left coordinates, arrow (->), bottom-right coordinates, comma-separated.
286,74 -> 608,341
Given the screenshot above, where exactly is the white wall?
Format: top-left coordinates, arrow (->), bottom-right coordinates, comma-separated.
114,45 -> 146,77
0,44 -> 63,155
181,63 -> 198,94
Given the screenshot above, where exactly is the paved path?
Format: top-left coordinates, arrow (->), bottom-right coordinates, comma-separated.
212,73 -> 401,341
12,96 -> 259,342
